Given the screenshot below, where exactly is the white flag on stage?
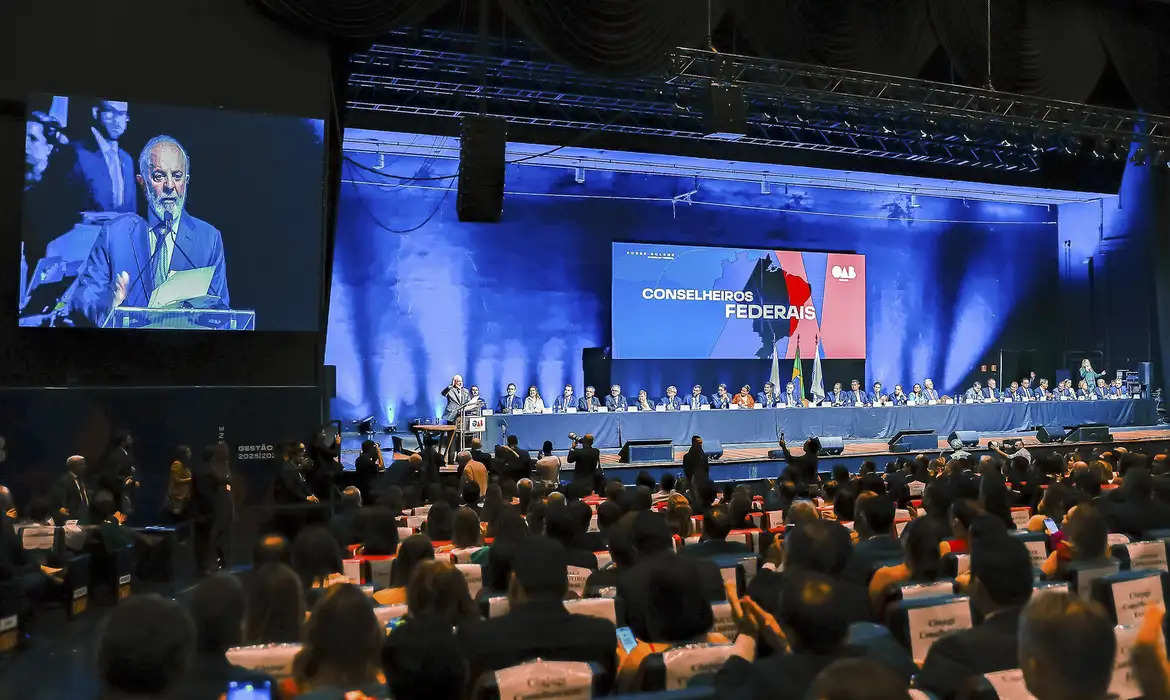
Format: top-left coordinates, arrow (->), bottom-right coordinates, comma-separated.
769,341 -> 781,391
810,337 -> 826,404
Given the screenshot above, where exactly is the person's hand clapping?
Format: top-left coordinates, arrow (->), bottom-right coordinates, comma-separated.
113,271 -> 130,306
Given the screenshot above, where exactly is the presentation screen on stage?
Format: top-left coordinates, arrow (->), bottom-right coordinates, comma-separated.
19,94 -> 326,331
612,242 -> 866,360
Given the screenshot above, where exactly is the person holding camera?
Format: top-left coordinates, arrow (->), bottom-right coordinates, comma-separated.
567,433 -> 602,495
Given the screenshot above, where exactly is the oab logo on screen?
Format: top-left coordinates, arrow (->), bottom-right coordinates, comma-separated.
832,265 -> 857,281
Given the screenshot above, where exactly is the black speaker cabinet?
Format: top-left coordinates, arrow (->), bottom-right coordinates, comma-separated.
457,115 -> 506,222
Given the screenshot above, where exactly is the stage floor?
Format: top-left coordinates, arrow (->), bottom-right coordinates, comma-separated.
339,423 -> 1170,470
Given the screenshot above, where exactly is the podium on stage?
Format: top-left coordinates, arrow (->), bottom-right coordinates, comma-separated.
101,306 -> 256,330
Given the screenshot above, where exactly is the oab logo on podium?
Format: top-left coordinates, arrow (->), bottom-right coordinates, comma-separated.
832,265 -> 857,281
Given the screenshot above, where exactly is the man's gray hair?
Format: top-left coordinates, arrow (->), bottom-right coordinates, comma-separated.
138,134 -> 189,177
456,450 -> 471,463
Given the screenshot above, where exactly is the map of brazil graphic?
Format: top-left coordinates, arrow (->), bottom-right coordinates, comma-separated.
612,243 -> 866,360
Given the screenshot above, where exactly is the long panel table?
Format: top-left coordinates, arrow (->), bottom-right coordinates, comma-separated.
483,399 -> 1155,450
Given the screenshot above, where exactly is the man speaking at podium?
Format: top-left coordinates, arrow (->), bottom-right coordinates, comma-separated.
72,135 -> 229,326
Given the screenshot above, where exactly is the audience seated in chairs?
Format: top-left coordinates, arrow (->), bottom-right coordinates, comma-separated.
474,506 -> 529,567
841,494 -> 901,584
406,560 -> 481,629
327,486 -> 362,547
681,505 -> 750,559
373,534 -> 434,605
354,507 -> 400,556
940,498 -> 983,556
382,613 -> 469,700
615,554 -> 728,692
452,506 -> 484,551
869,515 -> 946,614
804,657 -> 914,700
291,525 -> 347,608
174,573 -> 276,700
1019,590 -> 1116,700
1039,502 -> 1110,580
292,583 -> 385,699
916,516 -> 1033,699
96,594 -> 195,700
545,504 -> 598,570
457,537 -> 618,687
245,563 -> 306,645
424,501 -> 454,544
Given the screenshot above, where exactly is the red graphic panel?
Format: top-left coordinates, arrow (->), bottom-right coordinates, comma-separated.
819,253 -> 866,358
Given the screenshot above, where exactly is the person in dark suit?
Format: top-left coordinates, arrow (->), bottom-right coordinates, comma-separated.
275,443 -> 318,505
577,386 -> 601,412
95,430 -> 138,517
659,385 -> 683,411
847,379 -> 867,405
710,383 -> 733,409
567,433 -> 602,494
686,384 -> 710,410
682,505 -> 750,559
984,378 -> 1001,401
605,384 -> 628,411
328,487 -> 363,547
841,494 -> 902,584
457,537 -> 618,686
715,570 -> 915,699
353,440 -> 384,504
496,383 -> 524,413
469,438 -> 494,474
917,529 -> 1034,699
824,382 -> 847,406
174,573 -> 275,700
308,425 -> 342,502
71,136 -> 230,326
778,436 -> 821,486
49,100 -> 137,220
191,441 -> 236,573
1105,467 -> 1170,538
682,435 -> 710,485
53,455 -> 91,524
498,435 -> 533,483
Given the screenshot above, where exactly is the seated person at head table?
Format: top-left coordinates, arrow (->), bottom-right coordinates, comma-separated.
659,385 -> 682,411
634,389 -> 655,411
963,381 -> 983,402
523,385 -> 545,413
889,384 -> 908,406
710,384 -> 733,409
869,381 -> 886,405
1035,378 -> 1053,400
466,386 -> 486,414
1076,379 -> 1094,400
71,135 -> 230,326
552,385 -> 576,412
757,382 -> 781,408
496,383 -> 524,413
781,380 -> 802,407
1004,380 -> 1021,401
908,383 -> 925,404
1094,378 -> 1110,399
577,386 -> 601,412
1109,377 -> 1126,397
1062,379 -> 1078,399
824,382 -> 846,406
605,384 -> 628,411
847,379 -> 867,406
923,377 -> 941,403
686,384 -> 709,410
732,384 -> 756,408
983,378 -> 1000,401
1018,377 -> 1034,399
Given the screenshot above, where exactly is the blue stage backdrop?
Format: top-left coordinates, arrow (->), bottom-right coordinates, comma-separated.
327,132 -> 1059,425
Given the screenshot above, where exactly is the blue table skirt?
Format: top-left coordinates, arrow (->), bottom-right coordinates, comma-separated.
483,399 -> 1155,450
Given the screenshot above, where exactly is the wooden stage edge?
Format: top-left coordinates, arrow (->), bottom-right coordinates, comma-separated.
592,426 -> 1170,468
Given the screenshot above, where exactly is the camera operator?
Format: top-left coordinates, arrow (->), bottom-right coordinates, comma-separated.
567,432 -> 602,495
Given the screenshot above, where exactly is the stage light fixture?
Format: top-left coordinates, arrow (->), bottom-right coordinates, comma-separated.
1132,146 -> 1148,165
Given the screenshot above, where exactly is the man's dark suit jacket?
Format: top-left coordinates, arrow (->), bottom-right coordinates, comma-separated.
53,471 -> 90,524
470,448 -> 494,471
499,448 -> 533,482
1107,498 -> 1170,538
842,534 -> 903,585
681,538 -> 751,559
354,453 -> 381,503
682,450 -> 710,484
52,131 -> 137,217
457,598 -> 618,686
567,447 -> 601,484
275,459 -> 313,503
915,607 -> 1022,700
95,447 -> 136,510
171,651 -> 276,700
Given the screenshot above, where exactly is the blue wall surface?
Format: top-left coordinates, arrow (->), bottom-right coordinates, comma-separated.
326,135 -> 1061,424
